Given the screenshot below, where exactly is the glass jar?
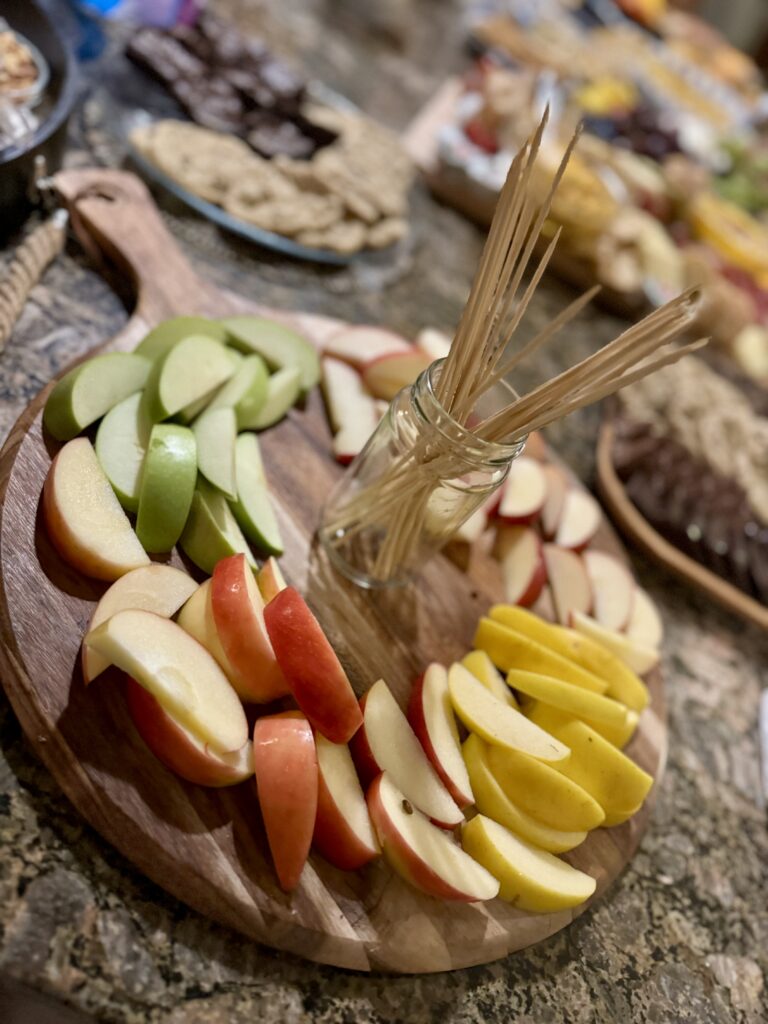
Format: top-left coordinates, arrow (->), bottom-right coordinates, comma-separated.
319,359 -> 525,588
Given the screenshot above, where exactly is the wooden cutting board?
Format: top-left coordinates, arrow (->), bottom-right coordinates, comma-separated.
0,169 -> 667,973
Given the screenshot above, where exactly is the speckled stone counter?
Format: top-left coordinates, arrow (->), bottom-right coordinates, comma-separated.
1,2 -> 767,1022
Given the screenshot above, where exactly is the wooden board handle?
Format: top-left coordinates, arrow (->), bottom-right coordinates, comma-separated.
53,168 -> 222,323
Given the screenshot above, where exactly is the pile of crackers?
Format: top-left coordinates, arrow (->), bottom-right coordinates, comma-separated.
131,105 -> 413,255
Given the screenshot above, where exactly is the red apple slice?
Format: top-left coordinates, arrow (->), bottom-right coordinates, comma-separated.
543,544 -> 592,626
211,554 -> 289,703
82,565 -> 197,683
321,357 -> 378,464
541,465 -> 568,539
496,457 -> 547,525
415,327 -> 452,361
351,678 -> 462,828
407,664 -> 474,808
313,734 -> 380,871
263,587 -> 363,743
554,490 -> 602,551
367,773 -> 500,902
125,677 -> 254,787
625,587 -> 663,648
322,326 -> 410,369
361,349 -> 432,401
257,556 -> 287,604
253,713 -> 318,892
583,550 -> 635,633
495,526 -> 547,607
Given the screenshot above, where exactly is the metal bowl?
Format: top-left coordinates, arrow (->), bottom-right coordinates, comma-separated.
0,1 -> 77,237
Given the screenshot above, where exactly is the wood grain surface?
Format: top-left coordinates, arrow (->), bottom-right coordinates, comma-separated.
597,420 -> 768,633
0,169 -> 667,973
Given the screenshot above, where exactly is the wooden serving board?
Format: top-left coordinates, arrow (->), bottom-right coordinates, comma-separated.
597,420 -> 768,632
0,169 -> 667,973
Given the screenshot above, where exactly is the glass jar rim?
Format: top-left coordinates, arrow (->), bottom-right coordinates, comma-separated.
412,359 -> 527,466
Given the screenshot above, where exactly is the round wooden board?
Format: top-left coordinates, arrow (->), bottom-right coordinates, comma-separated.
597,420 -> 768,632
0,169 -> 667,973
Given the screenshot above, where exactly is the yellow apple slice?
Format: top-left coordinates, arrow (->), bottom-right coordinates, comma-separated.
475,618 -> 608,695
447,663 -> 569,763
85,609 -> 247,754
43,352 -> 151,441
541,716 -> 654,822
461,650 -> 519,709
489,604 -> 649,712
82,565 -> 197,683
462,735 -> 587,853
367,773 -> 500,902
506,670 -> 628,729
462,814 -> 596,912
526,700 -> 639,750
571,611 -> 659,681
142,335 -> 235,423
43,438 -> 150,581
485,741 -> 605,831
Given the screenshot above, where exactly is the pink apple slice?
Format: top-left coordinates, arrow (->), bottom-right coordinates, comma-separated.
495,526 -> 547,607
541,465 -> 568,539
415,327 -> 452,361
323,326 -> 410,369
350,678 -> 462,828
361,349 -> 432,401
407,663 -> 474,808
543,544 -> 592,626
321,357 -> 378,464
313,734 -> 380,871
625,587 -> 663,648
583,550 -> 635,633
367,773 -> 500,902
554,490 -> 602,551
496,457 -> 547,526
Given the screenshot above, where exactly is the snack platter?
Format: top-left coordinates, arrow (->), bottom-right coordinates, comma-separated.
0,168 -> 667,973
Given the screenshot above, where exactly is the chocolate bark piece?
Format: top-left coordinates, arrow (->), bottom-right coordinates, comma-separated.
127,29 -> 206,85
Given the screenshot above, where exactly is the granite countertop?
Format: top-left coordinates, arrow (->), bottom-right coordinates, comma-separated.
1,2 -> 767,1022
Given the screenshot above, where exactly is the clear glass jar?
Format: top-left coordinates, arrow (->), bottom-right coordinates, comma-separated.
319,359 -> 525,588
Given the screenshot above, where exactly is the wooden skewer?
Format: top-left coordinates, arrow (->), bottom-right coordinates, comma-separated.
323,112 -> 705,581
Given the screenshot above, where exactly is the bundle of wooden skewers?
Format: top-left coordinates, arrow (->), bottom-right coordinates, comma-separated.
322,112 -> 705,583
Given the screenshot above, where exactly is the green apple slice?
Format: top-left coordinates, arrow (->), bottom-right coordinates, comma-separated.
192,406 -> 237,499
206,353 -> 269,428
142,335 -> 235,423
135,316 -> 229,362
230,432 -> 283,555
222,316 -> 320,393
84,609 -> 247,753
95,392 -> 151,512
175,349 -> 245,425
43,352 -> 151,441
136,424 -> 197,552
239,366 -> 302,430
180,478 -> 257,575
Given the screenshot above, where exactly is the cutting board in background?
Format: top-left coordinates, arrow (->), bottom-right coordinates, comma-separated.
0,169 -> 667,972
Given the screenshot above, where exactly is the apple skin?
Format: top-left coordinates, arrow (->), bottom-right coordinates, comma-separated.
125,677 -> 254,787
253,714 -> 318,892
211,554 -> 290,703
407,672 -> 473,808
312,738 -> 379,871
366,774 -> 489,902
263,587 -> 363,744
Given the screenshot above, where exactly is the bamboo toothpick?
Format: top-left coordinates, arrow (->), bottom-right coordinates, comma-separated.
324,112 -> 704,582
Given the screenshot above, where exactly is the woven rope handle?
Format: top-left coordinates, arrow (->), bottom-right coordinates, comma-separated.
0,210 -> 68,354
